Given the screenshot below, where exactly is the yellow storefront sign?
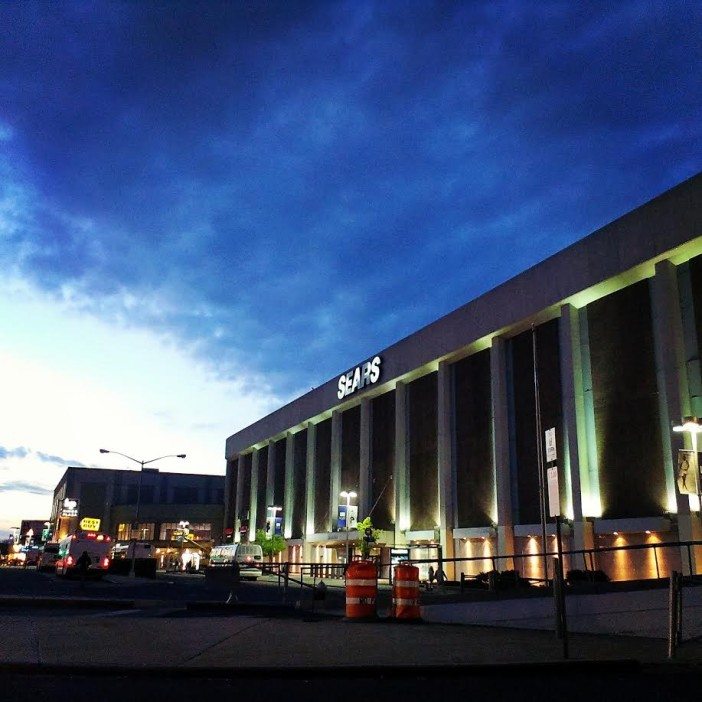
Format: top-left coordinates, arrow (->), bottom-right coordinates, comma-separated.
79,517 -> 101,531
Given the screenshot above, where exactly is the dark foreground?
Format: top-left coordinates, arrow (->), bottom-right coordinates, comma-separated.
2,660 -> 702,702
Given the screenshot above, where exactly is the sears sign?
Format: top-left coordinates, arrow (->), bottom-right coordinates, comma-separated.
337,356 -> 382,400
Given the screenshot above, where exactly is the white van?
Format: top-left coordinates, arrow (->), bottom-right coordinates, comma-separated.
207,543 -> 263,580
55,532 -> 112,578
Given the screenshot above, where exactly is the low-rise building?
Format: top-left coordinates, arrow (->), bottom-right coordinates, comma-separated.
50,466 -> 225,568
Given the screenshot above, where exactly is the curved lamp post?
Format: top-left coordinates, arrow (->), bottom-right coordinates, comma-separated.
99,449 -> 186,577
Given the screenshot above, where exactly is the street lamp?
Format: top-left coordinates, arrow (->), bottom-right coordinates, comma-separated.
340,490 -> 357,564
673,417 -> 702,515
99,449 -> 186,577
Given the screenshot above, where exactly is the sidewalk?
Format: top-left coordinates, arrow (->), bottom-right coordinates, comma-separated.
1,605 -> 702,671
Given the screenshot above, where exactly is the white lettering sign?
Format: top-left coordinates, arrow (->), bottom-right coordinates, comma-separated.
545,427 -> 557,463
337,356 -> 382,399
547,466 -> 560,517
61,498 -> 79,517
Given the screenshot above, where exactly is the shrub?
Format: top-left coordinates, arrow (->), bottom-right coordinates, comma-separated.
566,568 -> 609,584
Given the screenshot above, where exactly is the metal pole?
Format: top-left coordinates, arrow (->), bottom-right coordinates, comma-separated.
532,326 -> 549,584
668,570 -> 679,659
346,494 -> 350,564
130,460 -> 145,578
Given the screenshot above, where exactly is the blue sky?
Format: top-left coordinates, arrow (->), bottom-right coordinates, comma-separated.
0,1 -> 700,533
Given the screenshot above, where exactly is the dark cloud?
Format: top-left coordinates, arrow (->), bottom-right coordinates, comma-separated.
0,1 -> 700,392
0,481 -> 52,496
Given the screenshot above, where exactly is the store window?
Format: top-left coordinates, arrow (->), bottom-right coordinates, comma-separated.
159,523 -> 180,541
117,522 -> 154,540
189,523 -> 212,541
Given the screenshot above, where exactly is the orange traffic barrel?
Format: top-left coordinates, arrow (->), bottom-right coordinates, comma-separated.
392,563 -> 421,620
345,560 -> 378,620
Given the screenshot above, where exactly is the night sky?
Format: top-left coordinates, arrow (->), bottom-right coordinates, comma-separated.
0,1 -> 700,530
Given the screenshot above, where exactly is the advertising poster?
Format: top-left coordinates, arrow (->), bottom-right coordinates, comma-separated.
677,449 -> 699,495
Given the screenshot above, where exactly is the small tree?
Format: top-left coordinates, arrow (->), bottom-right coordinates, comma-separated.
253,528 -> 287,562
355,517 -> 381,559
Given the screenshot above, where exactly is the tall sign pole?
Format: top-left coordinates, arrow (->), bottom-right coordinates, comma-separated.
546,426 -> 568,658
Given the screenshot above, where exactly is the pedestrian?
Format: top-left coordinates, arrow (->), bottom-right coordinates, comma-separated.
76,550 -> 92,588
226,559 -> 241,604
427,565 -> 435,591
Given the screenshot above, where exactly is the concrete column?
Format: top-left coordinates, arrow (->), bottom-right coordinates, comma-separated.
394,380 -> 409,545
437,360 -> 456,576
491,337 -> 514,568
283,433 -> 294,539
329,410 -> 342,534
265,440 -> 276,509
248,449 -> 260,543
650,260 -> 697,575
234,453 -> 246,543
359,398 -> 372,519
559,305 -> 595,555
305,422 -> 317,538
578,307 -> 603,520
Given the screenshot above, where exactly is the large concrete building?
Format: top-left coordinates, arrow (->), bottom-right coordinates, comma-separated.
225,173 -> 702,581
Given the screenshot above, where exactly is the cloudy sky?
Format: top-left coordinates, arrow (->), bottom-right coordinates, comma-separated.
1,1 -> 700,535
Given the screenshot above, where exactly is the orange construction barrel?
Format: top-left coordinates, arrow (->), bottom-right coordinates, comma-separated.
345,560 -> 378,620
392,563 -> 421,620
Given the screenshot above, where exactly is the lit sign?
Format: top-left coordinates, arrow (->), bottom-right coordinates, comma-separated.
61,498 -> 79,517
337,356 -> 381,400
80,517 -> 101,531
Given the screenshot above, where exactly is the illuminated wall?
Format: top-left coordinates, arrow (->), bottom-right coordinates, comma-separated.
509,320 -> 563,525
313,418 -> 332,533
273,438 -> 286,507
341,405 -> 360,496
291,429 -> 307,539
255,445 -> 268,533
408,372 -> 438,530
596,533 -> 682,581
587,281 -> 666,518
371,390 -> 395,530
458,537 -> 494,576
454,349 -> 494,527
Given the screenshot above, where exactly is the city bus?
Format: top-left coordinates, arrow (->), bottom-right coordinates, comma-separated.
55,531 -> 112,578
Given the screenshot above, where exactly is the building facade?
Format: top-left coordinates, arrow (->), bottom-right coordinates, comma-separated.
225,173 -> 702,581
50,467 -> 225,566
